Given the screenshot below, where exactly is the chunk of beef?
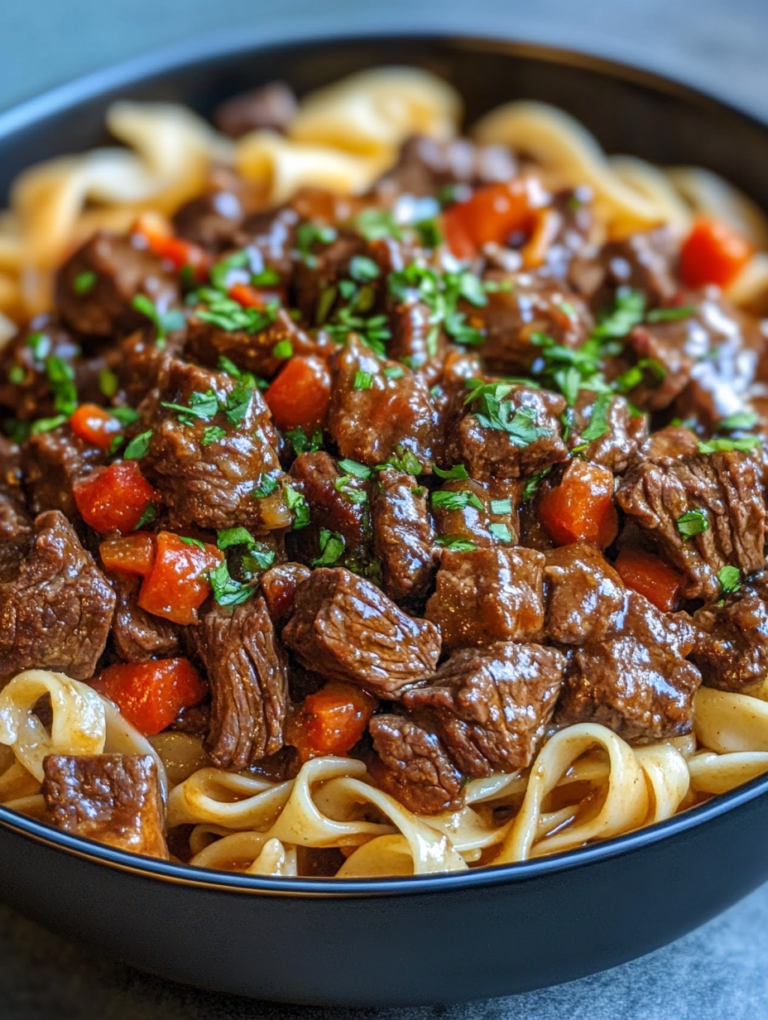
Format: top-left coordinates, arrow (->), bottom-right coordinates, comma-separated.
292,231 -> 369,323
368,714 -> 463,815
186,306 -> 318,379
458,384 -> 567,480
234,206 -> 299,283
387,300 -> 450,385
288,450 -> 369,565
477,271 -> 593,375
0,438 -> 30,580
196,598 -> 289,769
567,391 -> 649,473
545,542 -> 628,645
570,227 -> 678,307
109,572 -> 180,663
426,546 -> 545,651
0,511 -> 115,680
545,542 -> 701,742
215,81 -> 298,138
260,562 -> 312,622
556,595 -> 701,743
429,477 -> 518,548
56,231 -> 180,337
21,426 -> 104,516
616,428 -> 767,600
116,328 -> 178,404
143,359 -> 289,532
691,571 -> 768,691
328,337 -> 437,468
371,468 -> 437,601
0,320 -> 81,421
42,754 -> 167,858
282,567 -> 440,696
622,297 -> 767,419
373,135 -> 517,197
169,701 -> 211,736
173,190 -> 244,252
404,642 -> 566,777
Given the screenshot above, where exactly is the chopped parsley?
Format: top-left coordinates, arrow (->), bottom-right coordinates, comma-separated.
98,369 -> 119,398
490,497 -> 512,515
132,294 -> 185,342
45,355 -> 78,416
179,536 -> 205,550
285,427 -> 323,456
272,340 -> 293,360
716,412 -> 759,432
196,292 -> 277,334
432,489 -> 484,513
646,305 -> 695,323
377,446 -> 422,475
208,560 -> 256,606
209,250 -> 250,291
26,331 -> 51,361
325,307 -> 391,352
295,222 -> 337,268
202,425 -> 227,446
677,509 -> 709,539
489,522 -> 513,543
353,371 -> 373,391
73,270 -> 97,295
433,463 -> 469,480
285,484 -> 310,529
382,365 -> 404,380
243,545 -> 277,573
614,357 -> 666,395
7,365 -> 25,385
389,264 -> 489,348
334,474 -> 368,505
338,458 -> 373,479
435,535 -> 478,551
579,391 -> 613,443
529,333 -> 610,406
133,503 -> 157,531
592,286 -> 645,339
465,381 -> 553,446
717,565 -> 742,597
223,381 -> 253,426
160,389 -> 219,425
30,414 -> 67,435
251,473 -> 279,499
415,218 -> 443,249
123,430 -> 152,460
217,527 -> 258,550
349,255 -> 380,282
111,407 -> 141,426
312,529 -> 346,567
522,465 -> 553,501
698,436 -> 761,454
355,208 -> 403,242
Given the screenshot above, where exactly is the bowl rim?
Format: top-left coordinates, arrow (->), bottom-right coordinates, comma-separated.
2,27 -> 768,897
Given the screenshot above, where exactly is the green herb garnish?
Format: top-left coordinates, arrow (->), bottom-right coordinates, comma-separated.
677,509 -> 709,539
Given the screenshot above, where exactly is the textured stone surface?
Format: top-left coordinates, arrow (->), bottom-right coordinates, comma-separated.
1,0 -> 768,1015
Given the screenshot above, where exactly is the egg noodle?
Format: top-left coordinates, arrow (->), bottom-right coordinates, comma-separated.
2,68 -> 768,877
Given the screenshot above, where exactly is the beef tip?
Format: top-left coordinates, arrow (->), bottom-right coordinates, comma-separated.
556,593 -> 701,743
373,135 -> 517,197
691,570 -> 768,691
0,320 -> 80,421
288,450 -> 369,566
143,359 -> 290,532
387,300 -> 450,385
169,701 -> 211,736
404,642 -> 566,777
368,714 -> 463,815
567,391 -> 649,472
56,231 -> 180,337
426,546 -> 546,651
570,227 -> 678,307
260,562 -> 312,622
545,541 -> 628,645
292,231 -> 369,323
616,428 -> 767,600
0,438 -> 30,580
42,754 -> 167,858
429,477 -> 518,548
109,572 -> 180,663
196,597 -> 288,769
282,567 -> 440,696
172,168 -> 247,253
477,271 -> 593,375
21,425 -> 104,517
458,383 -> 567,480
117,327 -> 179,404
215,81 -> 298,138
371,468 -> 437,601
234,206 -> 299,283
186,306 -> 318,379
328,336 -> 437,468
0,510 -> 115,680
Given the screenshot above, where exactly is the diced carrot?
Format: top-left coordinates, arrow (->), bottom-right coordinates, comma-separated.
228,283 -> 269,309
99,532 -> 156,576
442,179 -> 536,259
137,531 -> 223,625
264,354 -> 332,432
73,462 -> 158,535
134,218 -> 210,281
69,403 -> 123,450
91,658 -> 207,736
287,681 -> 377,763
679,217 -> 753,289
538,459 -> 618,548
615,547 -> 684,613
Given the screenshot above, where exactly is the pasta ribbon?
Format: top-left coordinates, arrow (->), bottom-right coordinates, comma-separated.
166,767 -> 291,830
0,670 -> 106,782
289,66 -> 461,156
693,687 -> 768,754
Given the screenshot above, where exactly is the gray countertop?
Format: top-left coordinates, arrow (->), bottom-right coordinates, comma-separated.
1,0 -> 768,1016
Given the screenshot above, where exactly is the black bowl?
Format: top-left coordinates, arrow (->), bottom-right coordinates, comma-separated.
2,32 -> 768,1007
